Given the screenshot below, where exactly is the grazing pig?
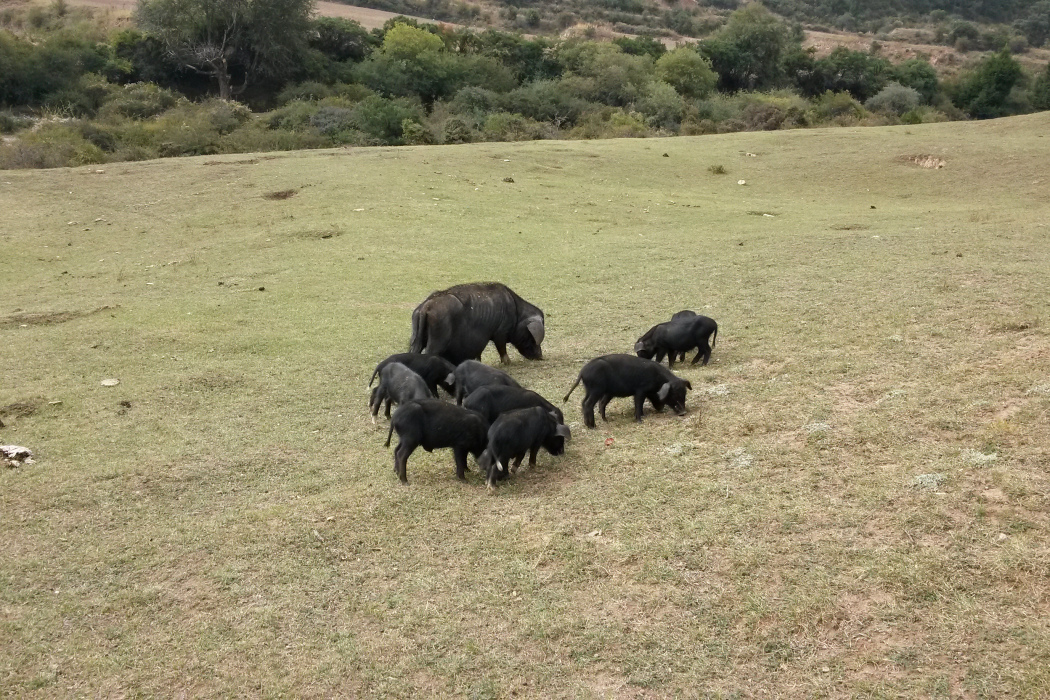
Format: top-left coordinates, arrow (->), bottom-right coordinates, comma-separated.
453,360 -> 522,405
463,385 -> 565,425
669,310 -> 697,362
384,399 -> 489,483
563,353 -> 692,428
409,282 -> 545,365
634,314 -> 718,367
478,407 -> 571,489
369,352 -> 456,397
369,362 -> 434,423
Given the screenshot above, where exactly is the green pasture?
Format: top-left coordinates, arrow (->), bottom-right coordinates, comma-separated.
2,113 -> 1050,697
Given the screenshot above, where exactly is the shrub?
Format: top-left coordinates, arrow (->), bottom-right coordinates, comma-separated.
267,100 -> 322,131
349,94 -> 423,143
568,108 -> 648,139
741,101 -> 787,130
634,80 -> 685,130
442,117 -> 472,143
810,90 -> 865,123
655,48 -> 716,99
480,112 -> 547,141
309,106 -> 355,135
499,79 -> 593,126
4,122 -> 106,168
201,99 -> 252,135
98,82 -> 182,120
865,82 -> 921,115
0,111 -> 33,133
400,118 -> 433,144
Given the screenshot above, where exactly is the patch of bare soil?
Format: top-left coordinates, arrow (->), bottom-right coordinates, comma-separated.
264,189 -> 297,200
0,400 -> 40,418
904,154 -> 946,169
203,158 -> 258,166
0,305 -> 117,329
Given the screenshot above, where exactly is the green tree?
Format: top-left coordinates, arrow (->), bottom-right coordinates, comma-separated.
655,47 -> 716,99
136,0 -> 314,100
355,23 -> 513,106
811,47 -> 890,102
890,58 -> 939,104
950,48 -> 1024,118
700,4 -> 799,92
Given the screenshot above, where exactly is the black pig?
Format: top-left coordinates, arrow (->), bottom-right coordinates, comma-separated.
478,407 -> 571,489
563,353 -> 692,428
369,362 -> 434,423
384,399 -> 489,483
452,360 -> 522,405
463,385 -> 565,425
634,314 -> 718,367
369,353 -> 456,397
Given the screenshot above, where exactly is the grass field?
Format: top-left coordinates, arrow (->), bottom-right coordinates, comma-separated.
3,113 -> 1050,697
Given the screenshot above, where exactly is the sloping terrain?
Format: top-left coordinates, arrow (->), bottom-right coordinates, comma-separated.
2,114 -> 1049,696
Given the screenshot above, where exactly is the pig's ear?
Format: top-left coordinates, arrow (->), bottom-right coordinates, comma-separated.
658,382 -> 671,401
555,424 -> 572,440
684,380 -> 692,391
446,373 -> 456,385
633,341 -> 645,353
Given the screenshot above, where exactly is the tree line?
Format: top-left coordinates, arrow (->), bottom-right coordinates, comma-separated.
0,0 -> 1048,169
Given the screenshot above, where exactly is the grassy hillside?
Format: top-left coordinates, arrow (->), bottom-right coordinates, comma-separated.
3,114 -> 1050,696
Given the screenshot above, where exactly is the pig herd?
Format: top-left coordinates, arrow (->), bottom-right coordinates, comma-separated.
369,282 -> 719,490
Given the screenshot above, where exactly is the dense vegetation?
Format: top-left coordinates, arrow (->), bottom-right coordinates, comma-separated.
0,1 -> 1048,169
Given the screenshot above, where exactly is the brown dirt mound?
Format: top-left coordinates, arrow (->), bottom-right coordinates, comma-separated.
264,189 -> 298,200
905,154 -> 946,169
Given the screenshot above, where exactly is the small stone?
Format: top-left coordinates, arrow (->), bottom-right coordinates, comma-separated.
737,180 -> 746,185
502,177 -> 514,183
997,533 -> 1008,541
100,378 -> 120,387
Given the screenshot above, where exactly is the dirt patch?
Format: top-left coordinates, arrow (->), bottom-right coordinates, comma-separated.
0,400 -> 41,418
203,158 -> 258,166
297,229 -> 345,240
831,223 -> 870,231
264,189 -> 298,200
905,154 -> 947,169
0,305 -> 118,329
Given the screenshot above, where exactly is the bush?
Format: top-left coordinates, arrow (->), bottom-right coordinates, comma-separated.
865,82 -> 921,115
349,94 -> 424,143
200,99 -> 252,135
98,82 -> 182,120
309,106 -> 355,135
481,112 -> 548,141
499,79 -> 593,126
0,111 -> 33,133
1,122 -> 106,168
442,117 -> 472,143
568,108 -> 648,139
655,48 -> 716,99
810,90 -> 865,123
634,80 -> 685,130
267,100 -> 321,131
